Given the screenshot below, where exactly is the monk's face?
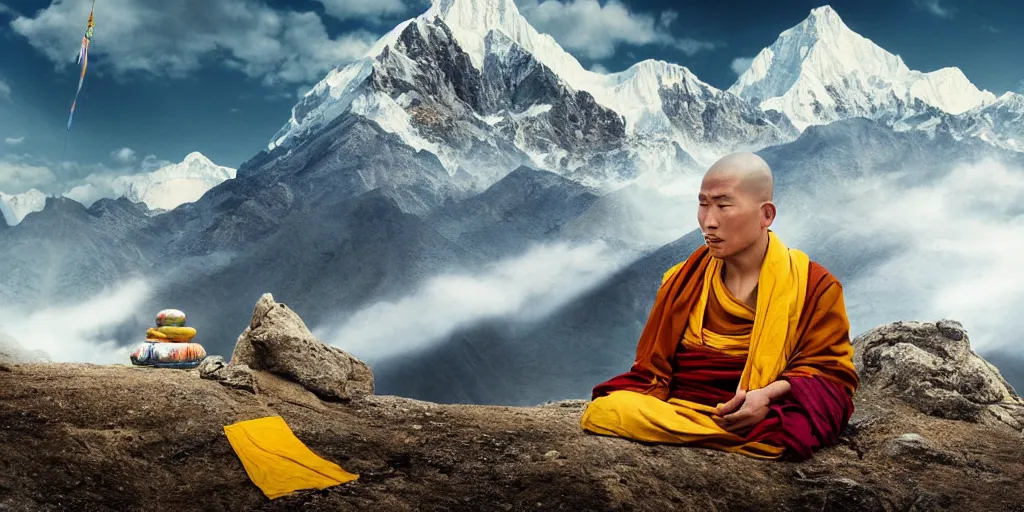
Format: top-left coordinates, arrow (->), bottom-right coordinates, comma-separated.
697,173 -> 772,258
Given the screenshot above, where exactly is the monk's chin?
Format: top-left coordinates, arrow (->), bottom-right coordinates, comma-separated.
706,243 -> 729,256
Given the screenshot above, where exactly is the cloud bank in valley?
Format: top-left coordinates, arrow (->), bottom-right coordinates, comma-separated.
754,157 -> 1023,353
577,154 -> 1023,355
316,240 -> 627,363
819,158 -> 1022,352
0,279 -> 152,364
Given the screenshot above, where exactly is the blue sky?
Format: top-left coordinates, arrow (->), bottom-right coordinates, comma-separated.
0,0 -> 1020,194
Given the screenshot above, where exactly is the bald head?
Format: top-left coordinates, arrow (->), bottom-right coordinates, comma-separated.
703,152 -> 774,202
697,152 -> 777,260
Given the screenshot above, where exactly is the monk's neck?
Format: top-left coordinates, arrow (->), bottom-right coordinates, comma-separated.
721,233 -> 770,282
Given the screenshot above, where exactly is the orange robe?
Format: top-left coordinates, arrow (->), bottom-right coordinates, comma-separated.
580,231 -> 858,460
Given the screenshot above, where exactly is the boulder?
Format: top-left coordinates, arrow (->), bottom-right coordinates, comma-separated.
230,293 -> 373,401
198,356 -> 255,393
853,319 -> 1024,431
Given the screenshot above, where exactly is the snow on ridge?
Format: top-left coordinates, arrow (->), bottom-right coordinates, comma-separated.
426,0 -> 595,90
729,4 -> 995,130
62,152 -> 237,213
0,189 -> 47,226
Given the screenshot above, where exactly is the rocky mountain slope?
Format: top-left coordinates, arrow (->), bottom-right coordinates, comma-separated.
0,295 -> 1021,511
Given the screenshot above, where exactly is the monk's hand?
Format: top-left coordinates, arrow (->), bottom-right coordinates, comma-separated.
714,388 -> 771,433
714,389 -> 746,417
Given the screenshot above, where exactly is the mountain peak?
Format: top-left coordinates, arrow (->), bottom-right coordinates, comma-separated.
422,0 -> 592,90
809,5 -> 840,21
183,151 -> 213,165
430,0 -> 522,25
804,5 -> 846,35
0,188 -> 47,226
728,5 -> 992,130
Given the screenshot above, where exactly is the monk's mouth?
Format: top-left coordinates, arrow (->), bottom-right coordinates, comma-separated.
705,237 -> 723,243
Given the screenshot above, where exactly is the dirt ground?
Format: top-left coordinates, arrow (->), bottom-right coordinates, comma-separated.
0,362 -> 1022,511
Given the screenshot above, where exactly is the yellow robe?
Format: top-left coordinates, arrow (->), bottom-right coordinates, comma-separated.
580,245 -> 791,458
580,231 -> 856,459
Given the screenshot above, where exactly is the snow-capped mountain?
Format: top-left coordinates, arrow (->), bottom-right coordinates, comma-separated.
0,188 -> 46,226
265,0 -> 795,189
728,6 -> 997,131
946,92 -> 1024,152
65,152 -> 236,212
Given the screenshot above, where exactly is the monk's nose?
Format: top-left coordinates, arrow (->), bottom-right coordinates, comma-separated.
703,213 -> 719,229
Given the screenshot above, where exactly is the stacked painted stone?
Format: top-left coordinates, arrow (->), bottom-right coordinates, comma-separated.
129,309 -> 207,369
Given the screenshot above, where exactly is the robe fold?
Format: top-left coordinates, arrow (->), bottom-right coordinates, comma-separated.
581,231 -> 858,460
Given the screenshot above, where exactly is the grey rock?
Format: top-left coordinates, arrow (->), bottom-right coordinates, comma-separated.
794,476 -> 888,512
853,320 -> 1024,430
231,293 -> 374,401
198,355 -> 255,393
884,433 -> 960,466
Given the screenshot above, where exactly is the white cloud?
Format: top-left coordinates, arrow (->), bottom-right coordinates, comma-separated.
0,155 -> 58,192
0,75 -> 10,100
111,147 -> 136,164
0,278 -> 151,364
589,63 -> 609,74
4,136 -> 24,145
0,150 -> 180,202
659,10 -> 678,28
617,153 -> 1024,358
517,0 -> 715,60
915,0 -> 955,18
767,157 -> 1024,353
63,153 -> 175,207
315,0 -> 410,21
10,0 -> 379,86
730,56 -> 754,75
316,241 -> 627,363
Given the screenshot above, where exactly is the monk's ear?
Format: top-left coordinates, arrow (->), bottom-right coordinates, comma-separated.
760,201 -> 776,226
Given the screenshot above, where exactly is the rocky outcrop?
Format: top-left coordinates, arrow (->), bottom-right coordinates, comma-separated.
853,319 -> 1024,431
197,356 -> 255,393
228,293 -> 374,401
0,316 -> 1022,510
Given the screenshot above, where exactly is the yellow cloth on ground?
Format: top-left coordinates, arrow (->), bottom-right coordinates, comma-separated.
580,232 -> 809,458
223,416 -> 358,499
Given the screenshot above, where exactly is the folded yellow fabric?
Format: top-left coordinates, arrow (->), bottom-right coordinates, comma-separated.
223,416 -> 358,499
147,326 -> 196,341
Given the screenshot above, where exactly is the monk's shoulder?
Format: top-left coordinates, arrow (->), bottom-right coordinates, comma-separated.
807,259 -> 843,295
661,245 -> 708,285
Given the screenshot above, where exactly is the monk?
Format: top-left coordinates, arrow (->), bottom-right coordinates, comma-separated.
580,152 -> 858,461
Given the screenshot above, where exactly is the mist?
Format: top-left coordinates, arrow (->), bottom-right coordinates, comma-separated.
315,240 -> 628,363
788,157 -> 1024,351
0,278 -> 152,364
645,156 -> 1024,353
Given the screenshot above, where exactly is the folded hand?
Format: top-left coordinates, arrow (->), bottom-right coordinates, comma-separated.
713,388 -> 771,433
